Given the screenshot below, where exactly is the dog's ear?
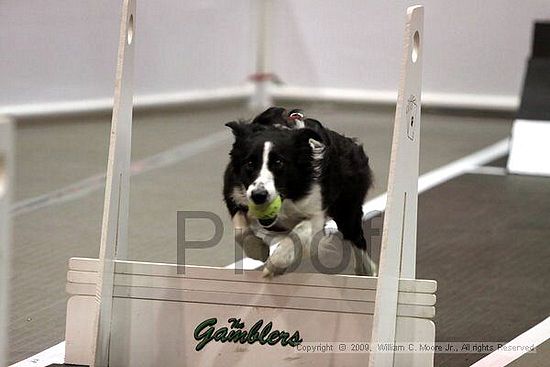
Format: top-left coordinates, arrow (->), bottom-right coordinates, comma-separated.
294,129 -> 325,170
294,128 -> 325,155
225,121 -> 249,138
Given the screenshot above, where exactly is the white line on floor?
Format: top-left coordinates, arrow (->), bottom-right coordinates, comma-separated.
415,138 -> 509,193
11,130 -> 229,216
468,165 -> 508,176
470,316 -> 550,367
10,137 -> 511,366
225,138 -> 510,271
10,342 -> 65,367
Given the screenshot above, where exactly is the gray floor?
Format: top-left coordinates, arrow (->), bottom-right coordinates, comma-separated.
415,173 -> 550,366
8,102 -> 512,363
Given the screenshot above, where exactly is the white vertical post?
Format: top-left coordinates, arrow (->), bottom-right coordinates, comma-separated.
249,0 -> 274,111
91,1 -> 136,366
0,117 -> 13,367
369,5 -> 424,367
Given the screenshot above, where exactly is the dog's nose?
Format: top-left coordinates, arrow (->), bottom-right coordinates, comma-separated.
251,188 -> 269,205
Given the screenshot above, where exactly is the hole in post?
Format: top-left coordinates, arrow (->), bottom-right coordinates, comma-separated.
127,14 -> 134,45
411,31 -> 420,63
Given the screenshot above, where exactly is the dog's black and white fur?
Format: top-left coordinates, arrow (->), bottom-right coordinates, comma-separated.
223,107 -> 376,277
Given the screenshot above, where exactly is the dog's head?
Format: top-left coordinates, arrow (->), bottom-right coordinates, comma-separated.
226,108 -> 326,210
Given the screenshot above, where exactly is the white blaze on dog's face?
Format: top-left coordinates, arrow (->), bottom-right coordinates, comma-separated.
246,141 -> 277,205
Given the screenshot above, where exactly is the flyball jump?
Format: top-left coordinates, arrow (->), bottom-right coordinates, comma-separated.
64,2 -> 436,366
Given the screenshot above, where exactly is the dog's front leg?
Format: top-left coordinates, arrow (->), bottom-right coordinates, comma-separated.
232,211 -> 269,262
263,215 -> 325,277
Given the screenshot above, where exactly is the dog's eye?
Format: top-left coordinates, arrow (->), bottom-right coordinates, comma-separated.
245,160 -> 254,170
272,159 -> 284,170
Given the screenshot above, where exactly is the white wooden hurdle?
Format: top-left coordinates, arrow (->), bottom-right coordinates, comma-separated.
64,3 -> 435,366
0,117 -> 14,367
370,6 -> 425,367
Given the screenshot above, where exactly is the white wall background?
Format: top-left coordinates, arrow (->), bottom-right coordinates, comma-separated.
1,0 -> 549,113
0,0 -> 255,111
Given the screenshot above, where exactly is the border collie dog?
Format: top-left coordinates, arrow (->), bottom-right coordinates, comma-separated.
223,107 -> 376,277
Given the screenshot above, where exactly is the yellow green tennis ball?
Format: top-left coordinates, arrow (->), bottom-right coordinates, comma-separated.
249,195 -> 282,220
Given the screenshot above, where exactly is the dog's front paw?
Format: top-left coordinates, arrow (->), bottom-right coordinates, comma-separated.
262,258 -> 289,278
262,266 -> 275,278
262,237 -> 297,277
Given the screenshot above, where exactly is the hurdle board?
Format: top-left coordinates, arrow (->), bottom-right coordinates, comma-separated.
64,3 -> 436,366
65,259 -> 435,366
0,117 -> 14,367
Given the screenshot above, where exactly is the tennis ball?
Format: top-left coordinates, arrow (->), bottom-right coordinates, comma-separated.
249,195 -> 282,220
